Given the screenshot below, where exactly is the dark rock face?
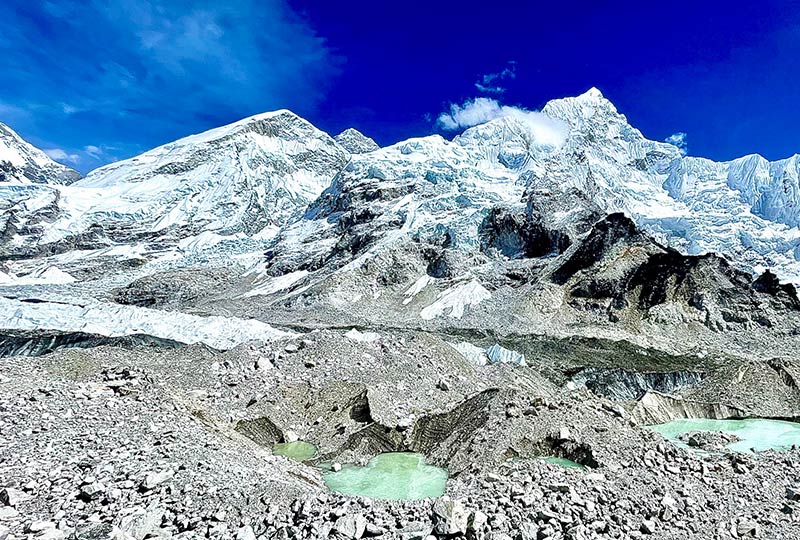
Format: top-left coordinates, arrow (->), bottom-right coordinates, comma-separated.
754,270 -> 800,307
234,417 -> 284,448
479,208 -> 570,260
411,389 -> 499,470
571,368 -> 707,401
551,213 -> 643,285
0,331 -> 185,358
551,213 -> 800,328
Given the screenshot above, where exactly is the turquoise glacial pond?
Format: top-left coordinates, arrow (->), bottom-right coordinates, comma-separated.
323,452 -> 448,500
273,441 -> 318,461
649,418 -> 800,453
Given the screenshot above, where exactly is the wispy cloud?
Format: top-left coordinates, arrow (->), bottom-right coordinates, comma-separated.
665,132 -> 688,156
436,97 -> 569,148
0,0 -> 340,173
44,148 -> 81,164
475,62 -> 517,94
83,145 -> 104,159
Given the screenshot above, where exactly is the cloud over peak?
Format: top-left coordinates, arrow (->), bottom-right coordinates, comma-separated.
436,97 -> 570,149
44,148 -> 81,165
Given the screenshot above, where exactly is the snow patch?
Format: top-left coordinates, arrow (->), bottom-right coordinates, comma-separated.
420,280 -> 491,320
245,270 -> 309,297
344,328 -> 381,342
0,266 -> 76,286
0,297 -> 294,350
403,275 -> 433,305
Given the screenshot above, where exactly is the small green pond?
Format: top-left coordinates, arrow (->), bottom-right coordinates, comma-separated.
273,441 -> 317,461
323,452 -> 448,500
538,456 -> 586,470
649,418 -> 800,453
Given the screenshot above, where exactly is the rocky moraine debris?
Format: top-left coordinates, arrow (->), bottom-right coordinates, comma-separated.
1,331 -> 800,539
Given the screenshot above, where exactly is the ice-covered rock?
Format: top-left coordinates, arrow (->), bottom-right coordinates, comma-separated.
335,128 -> 379,154
1,111 -> 349,260
0,122 -> 80,185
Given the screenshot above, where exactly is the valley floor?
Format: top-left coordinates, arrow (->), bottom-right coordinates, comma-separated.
2,329 -> 800,540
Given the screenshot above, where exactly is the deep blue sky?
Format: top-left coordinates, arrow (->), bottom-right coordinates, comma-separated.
1,0 -> 798,173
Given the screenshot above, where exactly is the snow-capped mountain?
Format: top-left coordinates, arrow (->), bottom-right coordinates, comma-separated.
257,89 -> 800,288
334,128 -> 380,154
0,122 -> 81,185
2,89 -> 800,354
0,110 -> 350,262
2,88 -> 800,291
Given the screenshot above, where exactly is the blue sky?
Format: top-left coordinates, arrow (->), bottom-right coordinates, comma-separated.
1,0 -> 798,173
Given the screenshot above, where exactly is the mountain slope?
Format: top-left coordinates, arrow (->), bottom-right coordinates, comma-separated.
0,122 -> 81,185
0,111 -> 350,264
334,128 -> 379,154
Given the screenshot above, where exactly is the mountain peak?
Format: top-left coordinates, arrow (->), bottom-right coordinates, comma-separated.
335,128 -> 380,154
0,121 -> 81,185
542,87 -> 620,121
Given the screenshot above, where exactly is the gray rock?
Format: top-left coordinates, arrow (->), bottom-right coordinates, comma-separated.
119,504 -> 165,540
27,522 -> 56,533
640,519 -> 656,535
468,510 -> 488,539
398,522 -> 432,540
141,471 -> 173,491
74,522 -> 115,540
80,482 -> 106,501
737,519 -> 760,537
0,488 -> 28,508
432,497 -> 468,536
0,507 -> 18,521
334,514 -> 367,539
235,526 -> 256,540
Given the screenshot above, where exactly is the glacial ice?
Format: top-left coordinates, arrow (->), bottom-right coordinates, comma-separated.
0,297 -> 294,349
420,280 -> 491,320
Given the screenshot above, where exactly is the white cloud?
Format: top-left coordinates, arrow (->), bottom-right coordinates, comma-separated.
436,97 -> 570,148
44,148 -> 81,164
437,98 -> 505,130
475,62 -> 516,94
61,103 -> 80,115
665,132 -> 688,156
83,145 -> 103,158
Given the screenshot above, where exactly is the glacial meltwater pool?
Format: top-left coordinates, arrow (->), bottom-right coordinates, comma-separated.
323,452 -> 448,500
649,418 -> 800,453
272,441 -> 317,461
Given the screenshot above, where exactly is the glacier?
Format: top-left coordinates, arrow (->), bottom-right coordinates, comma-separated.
0,296 -> 294,349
